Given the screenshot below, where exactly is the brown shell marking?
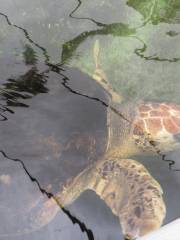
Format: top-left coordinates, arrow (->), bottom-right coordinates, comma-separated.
134,102 -> 180,137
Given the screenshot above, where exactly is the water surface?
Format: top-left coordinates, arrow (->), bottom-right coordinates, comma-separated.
0,1 -> 180,239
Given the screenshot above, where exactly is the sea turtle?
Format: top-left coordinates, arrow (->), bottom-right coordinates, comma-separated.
1,40 -> 180,239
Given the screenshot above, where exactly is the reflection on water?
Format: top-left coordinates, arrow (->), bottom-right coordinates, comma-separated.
0,0 -> 180,239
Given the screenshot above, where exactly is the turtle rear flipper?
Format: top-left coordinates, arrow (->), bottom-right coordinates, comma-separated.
58,158 -> 166,238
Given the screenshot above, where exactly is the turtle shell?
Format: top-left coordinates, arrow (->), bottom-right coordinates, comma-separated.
0,67 -> 109,236
133,102 -> 180,152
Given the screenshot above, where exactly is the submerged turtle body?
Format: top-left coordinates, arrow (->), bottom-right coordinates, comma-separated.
54,42 -> 180,238
2,41 -> 180,239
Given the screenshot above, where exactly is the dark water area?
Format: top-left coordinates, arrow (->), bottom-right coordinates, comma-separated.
0,0 -> 180,239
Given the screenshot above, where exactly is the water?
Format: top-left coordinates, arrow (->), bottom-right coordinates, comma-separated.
0,0 -> 180,239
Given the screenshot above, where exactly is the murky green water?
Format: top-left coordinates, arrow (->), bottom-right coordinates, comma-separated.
0,1 -> 180,239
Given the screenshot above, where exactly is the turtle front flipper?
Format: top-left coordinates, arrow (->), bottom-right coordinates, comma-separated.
57,164 -> 97,206
59,158 -> 166,238
92,40 -> 122,103
94,158 -> 166,238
